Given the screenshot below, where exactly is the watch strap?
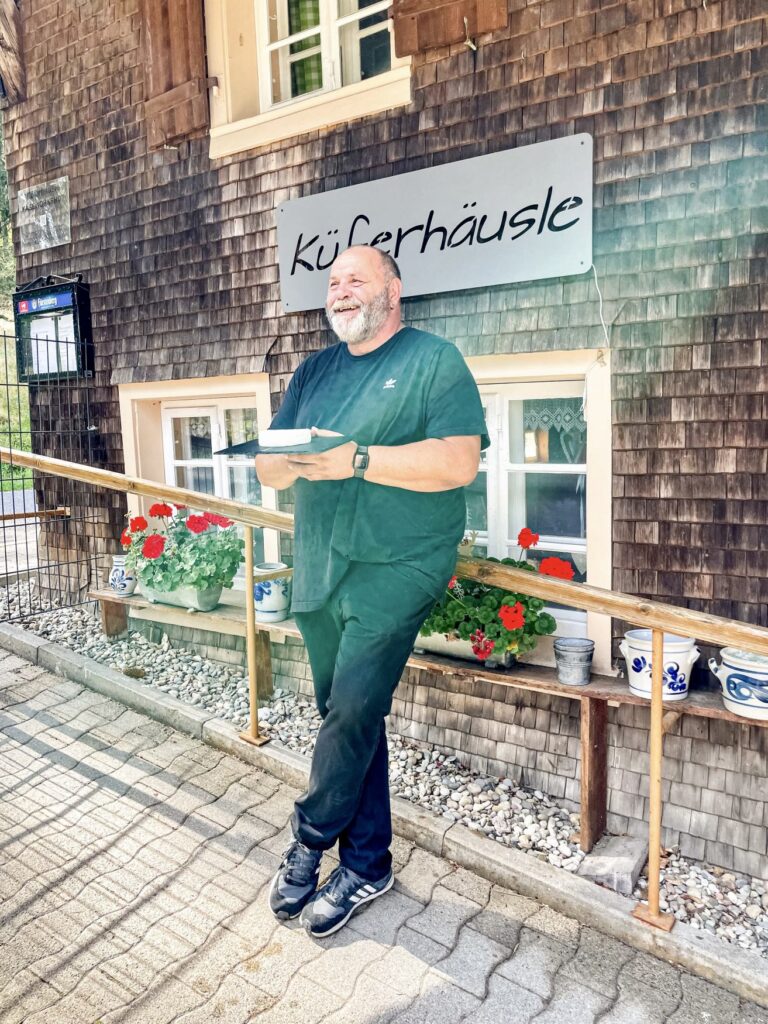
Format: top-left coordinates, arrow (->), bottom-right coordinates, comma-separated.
353,444 -> 369,479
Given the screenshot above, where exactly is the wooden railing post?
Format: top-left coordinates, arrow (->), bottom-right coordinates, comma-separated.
239,525 -> 269,748
632,627 -> 674,931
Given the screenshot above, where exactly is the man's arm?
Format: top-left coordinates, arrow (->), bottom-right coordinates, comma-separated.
285,435 -> 480,492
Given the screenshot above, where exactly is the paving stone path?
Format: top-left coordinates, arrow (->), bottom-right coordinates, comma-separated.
1,650 -> 767,1024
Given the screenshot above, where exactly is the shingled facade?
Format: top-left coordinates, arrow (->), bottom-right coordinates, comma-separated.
2,0 -> 767,877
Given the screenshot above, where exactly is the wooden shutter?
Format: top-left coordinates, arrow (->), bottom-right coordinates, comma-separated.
0,0 -> 25,106
392,0 -> 508,58
140,0 -> 210,149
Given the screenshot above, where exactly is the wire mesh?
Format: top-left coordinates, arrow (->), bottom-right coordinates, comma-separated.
0,330 -> 104,622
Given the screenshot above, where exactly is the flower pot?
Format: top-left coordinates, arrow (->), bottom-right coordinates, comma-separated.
253,563 -> 291,623
709,648 -> 768,721
108,555 -> 137,597
619,629 -> 699,702
413,631 -> 516,669
554,637 -> 594,686
140,584 -> 223,612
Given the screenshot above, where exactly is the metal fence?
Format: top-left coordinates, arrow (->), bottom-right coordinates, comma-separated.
0,330 -> 101,620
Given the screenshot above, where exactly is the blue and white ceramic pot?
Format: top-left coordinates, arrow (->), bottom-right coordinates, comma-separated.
709,648 -> 768,721
253,562 -> 291,623
108,555 -> 137,597
619,629 -> 699,702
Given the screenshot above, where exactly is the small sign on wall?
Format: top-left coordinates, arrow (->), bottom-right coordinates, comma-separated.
18,176 -> 71,254
277,134 -> 593,312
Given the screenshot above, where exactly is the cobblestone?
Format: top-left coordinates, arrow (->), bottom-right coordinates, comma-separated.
0,661 -> 766,1024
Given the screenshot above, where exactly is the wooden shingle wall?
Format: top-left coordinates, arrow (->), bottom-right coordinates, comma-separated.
2,4 -> 767,691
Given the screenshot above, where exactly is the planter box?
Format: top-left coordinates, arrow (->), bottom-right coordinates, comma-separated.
413,631 -> 515,669
139,584 -> 223,612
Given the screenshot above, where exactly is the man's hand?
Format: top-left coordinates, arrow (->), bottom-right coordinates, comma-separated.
287,439 -> 357,481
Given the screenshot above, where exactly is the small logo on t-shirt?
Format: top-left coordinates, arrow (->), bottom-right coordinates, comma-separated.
383,378 -> 397,389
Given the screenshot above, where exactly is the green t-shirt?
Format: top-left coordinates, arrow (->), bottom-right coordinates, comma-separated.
270,327 -> 489,612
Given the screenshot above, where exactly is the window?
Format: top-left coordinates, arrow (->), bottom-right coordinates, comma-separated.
262,0 -> 394,107
161,400 -> 272,578
464,349 -> 612,673
470,382 -> 587,638
205,0 -> 411,157
118,374 -> 278,607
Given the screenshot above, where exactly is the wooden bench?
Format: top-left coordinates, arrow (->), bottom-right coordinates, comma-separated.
87,588 -> 764,854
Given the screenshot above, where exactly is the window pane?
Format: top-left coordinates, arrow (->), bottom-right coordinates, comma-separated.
172,417 -> 212,459
465,472 -> 488,535
228,466 -> 262,505
270,38 -> 323,102
509,397 -> 586,465
175,466 -> 214,493
224,408 -> 258,451
339,15 -> 391,86
268,0 -> 320,44
508,472 -> 586,540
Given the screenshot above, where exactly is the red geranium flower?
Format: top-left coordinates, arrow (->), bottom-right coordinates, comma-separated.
539,556 -> 575,581
129,515 -> 148,532
447,575 -> 457,590
203,511 -> 234,528
470,629 -> 495,661
499,601 -> 525,631
142,534 -> 166,559
149,502 -> 174,518
518,527 -> 540,549
186,514 -> 210,534
174,504 -> 187,510
120,529 -> 132,547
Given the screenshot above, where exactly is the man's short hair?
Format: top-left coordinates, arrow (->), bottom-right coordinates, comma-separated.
375,249 -> 401,282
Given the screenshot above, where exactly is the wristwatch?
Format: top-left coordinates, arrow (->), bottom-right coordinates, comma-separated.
352,444 -> 369,479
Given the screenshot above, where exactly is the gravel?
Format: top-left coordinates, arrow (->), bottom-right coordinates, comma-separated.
7,590 -> 768,958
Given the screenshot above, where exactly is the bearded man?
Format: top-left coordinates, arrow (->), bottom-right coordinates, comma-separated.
255,245 -> 488,938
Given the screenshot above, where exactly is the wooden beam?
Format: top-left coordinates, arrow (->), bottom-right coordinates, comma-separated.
0,506 -> 69,522
579,697 -> 607,853
100,598 -> 128,638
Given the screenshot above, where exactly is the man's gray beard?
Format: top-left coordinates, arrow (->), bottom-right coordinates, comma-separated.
326,286 -> 390,344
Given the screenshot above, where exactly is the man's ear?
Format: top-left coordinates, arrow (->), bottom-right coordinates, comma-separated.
389,275 -> 403,308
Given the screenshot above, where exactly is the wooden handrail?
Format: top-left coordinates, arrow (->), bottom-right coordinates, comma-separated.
0,447 -> 294,535
3,444 -> 768,655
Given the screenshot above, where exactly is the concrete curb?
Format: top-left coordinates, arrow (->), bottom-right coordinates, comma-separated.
1,624 -> 766,1008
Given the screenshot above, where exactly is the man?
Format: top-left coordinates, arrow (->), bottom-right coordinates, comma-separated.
255,245 -> 488,938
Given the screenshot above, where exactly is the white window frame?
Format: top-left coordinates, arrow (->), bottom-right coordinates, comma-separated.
257,0 -> 394,111
466,349 -> 613,675
205,0 -> 411,159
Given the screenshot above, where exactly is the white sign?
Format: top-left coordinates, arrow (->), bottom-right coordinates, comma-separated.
277,134 -> 593,312
18,176 -> 71,254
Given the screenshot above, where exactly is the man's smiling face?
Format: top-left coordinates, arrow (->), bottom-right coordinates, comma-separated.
325,247 -> 394,348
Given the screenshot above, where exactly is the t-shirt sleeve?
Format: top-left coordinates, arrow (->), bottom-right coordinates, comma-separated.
423,344 -> 490,449
269,361 -> 305,430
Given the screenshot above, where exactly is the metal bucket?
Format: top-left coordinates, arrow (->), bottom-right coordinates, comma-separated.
554,637 -> 594,686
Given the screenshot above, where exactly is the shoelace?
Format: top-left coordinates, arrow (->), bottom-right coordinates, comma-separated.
282,841 -> 319,885
322,866 -> 364,906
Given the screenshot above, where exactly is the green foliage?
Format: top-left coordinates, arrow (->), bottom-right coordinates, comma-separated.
420,556 -> 557,656
124,508 -> 245,593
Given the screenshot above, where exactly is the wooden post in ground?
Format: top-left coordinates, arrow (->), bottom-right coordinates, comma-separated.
239,525 -> 269,747
579,697 -> 607,852
632,627 -> 674,930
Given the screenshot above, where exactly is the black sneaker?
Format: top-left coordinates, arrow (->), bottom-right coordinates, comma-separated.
268,840 -> 323,920
300,864 -> 394,938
